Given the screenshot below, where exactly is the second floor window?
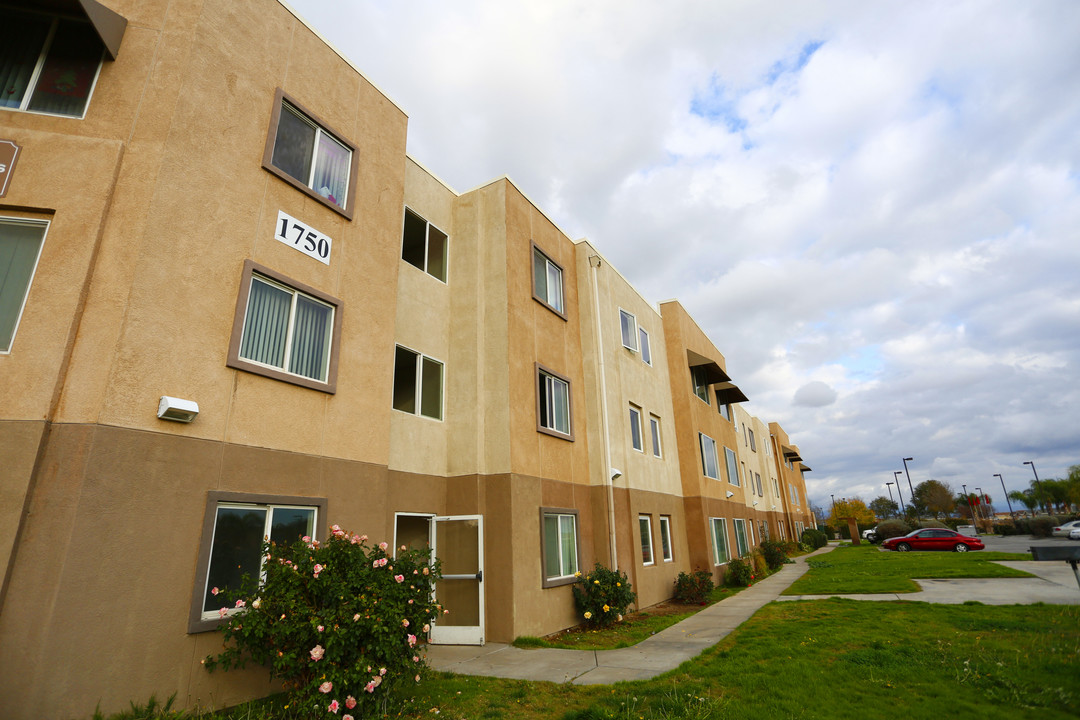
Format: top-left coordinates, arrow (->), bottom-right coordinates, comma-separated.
532,245 -> 564,315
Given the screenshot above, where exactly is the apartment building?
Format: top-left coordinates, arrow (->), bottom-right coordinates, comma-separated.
0,1 -> 813,717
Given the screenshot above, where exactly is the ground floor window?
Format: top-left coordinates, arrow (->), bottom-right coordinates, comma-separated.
0,217 -> 48,352
710,517 -> 729,565
659,515 -> 673,562
541,508 -> 579,586
639,515 -> 654,565
189,492 -> 326,633
733,518 -> 751,557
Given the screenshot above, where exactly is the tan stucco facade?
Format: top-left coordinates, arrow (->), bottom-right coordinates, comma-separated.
0,2 -> 815,718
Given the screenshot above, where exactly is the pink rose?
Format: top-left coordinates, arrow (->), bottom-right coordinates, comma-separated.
394,574 -> 404,583
402,619 -> 410,627
415,674 -> 421,682
345,696 -> 357,709
317,625 -> 324,632
211,587 -> 219,596
364,681 -> 376,694
319,680 -> 333,693
359,534 -> 368,542
328,699 -> 339,713
379,667 -> 387,676
413,655 -> 420,662
379,542 -> 389,551
408,634 -> 417,647
353,613 -> 361,621
302,536 -> 311,543
234,599 -> 245,608
313,563 -> 324,578
310,644 -> 325,661
344,716 -> 354,720
218,608 -> 227,618
423,624 -> 430,632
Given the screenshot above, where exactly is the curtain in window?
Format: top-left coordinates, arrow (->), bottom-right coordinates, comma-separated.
0,12 -> 50,109
240,277 -> 291,369
312,132 -> 350,207
289,294 -> 331,381
272,103 -> 316,186
0,221 -> 47,351
27,20 -> 101,117
559,515 -> 577,575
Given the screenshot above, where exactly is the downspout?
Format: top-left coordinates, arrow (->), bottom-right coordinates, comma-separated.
589,254 -> 618,570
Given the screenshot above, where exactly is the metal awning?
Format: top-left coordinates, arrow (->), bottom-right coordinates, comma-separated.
798,463 -> 812,472
25,0 -> 127,59
713,382 -> 748,404
782,445 -> 802,462
686,349 -> 730,384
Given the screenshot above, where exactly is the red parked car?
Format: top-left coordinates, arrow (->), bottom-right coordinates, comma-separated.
882,528 -> 984,553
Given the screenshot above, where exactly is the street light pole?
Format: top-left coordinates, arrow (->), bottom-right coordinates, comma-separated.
995,473 -> 1015,521
1023,461 -> 1045,515
885,482 -> 895,515
976,487 -> 986,525
961,483 -> 974,524
902,457 -> 918,520
893,471 -> 906,517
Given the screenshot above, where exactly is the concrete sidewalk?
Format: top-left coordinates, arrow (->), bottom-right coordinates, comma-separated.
424,540 -> 1080,684
424,543 -> 833,685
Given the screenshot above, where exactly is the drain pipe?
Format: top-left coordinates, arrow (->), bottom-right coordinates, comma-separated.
589,253 -> 618,570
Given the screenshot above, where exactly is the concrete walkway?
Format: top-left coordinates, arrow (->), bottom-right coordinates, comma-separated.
424,540 -> 1080,684
424,543 -> 833,685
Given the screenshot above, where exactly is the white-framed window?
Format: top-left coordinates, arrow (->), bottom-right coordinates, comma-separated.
733,518 -> 751,557
228,261 -> 342,393
718,402 -> 730,421
619,309 -> 638,351
659,516 -> 673,562
0,9 -> 105,119
700,433 -> 720,479
541,509 -> 579,585
639,515 -> 654,565
748,428 -> 756,452
710,517 -> 729,565
264,90 -> 357,217
639,327 -> 652,365
772,477 -> 781,497
536,364 -> 572,438
532,244 -> 564,316
0,217 -> 48,353
790,484 -> 800,506
724,447 -> 740,487
189,491 -> 325,633
401,208 -> 448,282
755,472 -> 763,497
392,345 -> 444,420
629,404 -> 644,452
691,366 -> 711,404
649,415 -> 662,458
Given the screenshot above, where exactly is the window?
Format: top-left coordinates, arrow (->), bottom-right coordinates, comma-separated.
699,433 -> 719,479
755,472 -> 763,497
710,518 -> 729,565
639,327 -> 652,365
619,309 -> 638,351
639,515 -> 654,566
190,491 -> 325,633
649,415 -> 662,458
748,428 -> 756,452
717,401 -> 730,421
659,516 -> 673,562
541,509 -> 579,585
790,484 -> 800,506
691,366 -> 710,404
536,364 -> 572,439
401,208 -> 448,282
228,261 -> 342,392
773,477 -> 781,497
263,90 -> 358,218
393,346 -> 443,420
629,405 -> 643,451
0,218 -> 47,353
733,518 -> 751,557
724,447 -> 740,486
532,244 -> 564,316
0,9 -> 104,118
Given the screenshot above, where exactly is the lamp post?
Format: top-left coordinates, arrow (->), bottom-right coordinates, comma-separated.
1023,461 -> 1045,515
995,473 -> 1015,521
976,487 -> 986,524
893,471 -> 906,517
962,483 -> 974,524
902,457 -> 918,520
885,482 -> 895,516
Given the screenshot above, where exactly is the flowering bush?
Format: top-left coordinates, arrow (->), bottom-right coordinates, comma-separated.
758,540 -> 789,571
572,563 -> 636,627
673,569 -> 715,604
203,525 -> 441,718
724,557 -> 754,587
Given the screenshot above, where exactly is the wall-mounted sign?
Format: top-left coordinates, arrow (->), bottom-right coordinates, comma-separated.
0,140 -> 20,198
274,210 -> 332,265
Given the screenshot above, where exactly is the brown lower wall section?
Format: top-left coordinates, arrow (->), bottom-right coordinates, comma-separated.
0,423 -> 782,719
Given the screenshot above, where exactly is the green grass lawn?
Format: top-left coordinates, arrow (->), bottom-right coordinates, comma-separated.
784,544 -> 1034,594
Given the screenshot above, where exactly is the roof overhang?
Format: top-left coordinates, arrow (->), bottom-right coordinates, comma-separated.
686,349 -> 730,384
30,0 -> 127,59
798,463 -> 812,472
782,445 -> 802,462
713,382 -> 749,405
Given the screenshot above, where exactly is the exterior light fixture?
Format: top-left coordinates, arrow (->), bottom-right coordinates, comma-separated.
157,396 -> 198,423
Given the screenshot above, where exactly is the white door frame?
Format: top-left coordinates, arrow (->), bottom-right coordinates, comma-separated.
429,514 -> 484,645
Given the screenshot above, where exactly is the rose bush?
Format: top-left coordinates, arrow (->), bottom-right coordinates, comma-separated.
204,525 -> 441,718
572,563 -> 636,628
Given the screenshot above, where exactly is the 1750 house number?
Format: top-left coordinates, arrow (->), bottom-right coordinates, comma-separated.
275,210 -> 332,265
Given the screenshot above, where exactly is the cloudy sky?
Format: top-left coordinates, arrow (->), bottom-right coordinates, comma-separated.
287,0 -> 1080,512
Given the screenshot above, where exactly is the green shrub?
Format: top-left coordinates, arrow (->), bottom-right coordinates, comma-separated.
673,569 -> 715,604
573,563 -> 636,627
875,519 -> 911,540
1030,516 -> 1056,537
800,528 -> 827,549
994,522 -> 1018,536
203,526 -> 441,718
724,557 -> 755,587
759,540 -> 788,570
917,519 -> 948,529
